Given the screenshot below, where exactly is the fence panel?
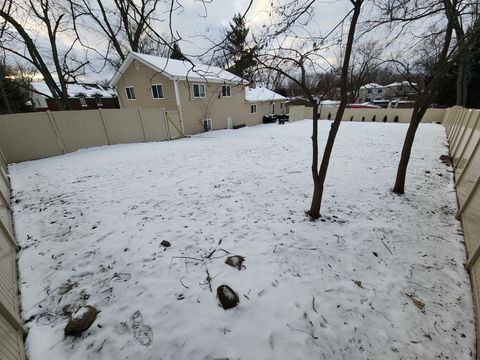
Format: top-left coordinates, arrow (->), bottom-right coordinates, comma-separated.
0,112 -> 63,163
165,110 -> 183,139
0,146 -> 26,360
101,108 -> 146,144
52,110 -> 109,153
443,106 -> 480,358
141,109 -> 170,142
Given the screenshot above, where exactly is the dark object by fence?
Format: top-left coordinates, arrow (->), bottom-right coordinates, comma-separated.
383,115 -> 387,122
233,124 -> 246,129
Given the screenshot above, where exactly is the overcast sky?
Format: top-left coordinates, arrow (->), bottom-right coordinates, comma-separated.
76,0 -> 351,82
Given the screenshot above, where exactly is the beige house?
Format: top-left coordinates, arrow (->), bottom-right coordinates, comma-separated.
110,52 -> 286,135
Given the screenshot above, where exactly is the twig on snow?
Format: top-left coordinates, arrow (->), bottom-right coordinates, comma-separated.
286,323 -> 318,340
179,277 -> 189,289
312,296 -> 318,313
381,239 -> 393,254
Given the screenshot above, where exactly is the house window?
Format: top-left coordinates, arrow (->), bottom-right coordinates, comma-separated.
367,89 -> 372,94
250,104 -> 257,113
377,89 -> 382,94
125,86 -> 136,100
193,84 -> 206,98
95,95 -> 103,106
135,60 -> 140,70
280,102 -> 284,109
222,84 -> 231,97
79,95 -> 87,107
151,84 -> 164,99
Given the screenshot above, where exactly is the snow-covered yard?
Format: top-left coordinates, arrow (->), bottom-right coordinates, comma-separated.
10,120 -> 474,359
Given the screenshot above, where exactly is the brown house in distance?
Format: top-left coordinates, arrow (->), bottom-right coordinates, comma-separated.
30,81 -> 119,111
109,52 -> 286,135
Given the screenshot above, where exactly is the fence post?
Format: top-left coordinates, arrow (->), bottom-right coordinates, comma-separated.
46,110 -> 66,154
454,112 -> 480,167
0,299 -> 28,335
137,108 -> 147,142
98,109 -> 112,145
0,215 -> 18,250
163,108 -> 171,140
449,108 -> 463,137
447,108 -> 461,139
457,175 -> 480,220
455,136 -> 480,189
451,110 -> 472,154
450,109 -> 468,151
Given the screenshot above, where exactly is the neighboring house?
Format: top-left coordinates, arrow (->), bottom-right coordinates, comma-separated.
30,81 -> 119,111
356,83 -> 385,103
109,52 -> 286,135
356,81 -> 419,104
245,86 -> 286,117
384,81 -> 418,101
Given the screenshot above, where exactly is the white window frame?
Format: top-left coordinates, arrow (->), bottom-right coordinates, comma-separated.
222,84 -> 231,97
125,86 -> 136,100
151,84 -> 164,99
193,83 -> 206,98
95,95 -> 103,107
250,104 -> 257,114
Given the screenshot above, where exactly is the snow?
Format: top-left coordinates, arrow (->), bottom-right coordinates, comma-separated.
10,121 -> 474,360
245,87 -> 286,102
360,83 -> 383,89
31,81 -> 115,98
386,81 -> 418,88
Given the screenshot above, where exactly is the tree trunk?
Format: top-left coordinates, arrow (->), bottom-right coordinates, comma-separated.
393,111 -> 421,194
307,0 -> 363,220
392,8 -> 455,194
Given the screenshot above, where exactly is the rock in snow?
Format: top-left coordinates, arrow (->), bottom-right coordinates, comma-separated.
217,285 -> 239,309
225,255 -> 245,270
64,305 -> 98,336
160,240 -> 171,247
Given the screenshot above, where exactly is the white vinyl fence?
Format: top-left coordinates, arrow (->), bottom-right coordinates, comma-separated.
288,105 -> 446,123
443,106 -> 480,358
0,108 -> 183,164
0,145 -> 27,360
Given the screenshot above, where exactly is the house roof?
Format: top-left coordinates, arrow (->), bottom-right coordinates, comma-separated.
361,83 -> 383,89
31,81 -> 115,98
110,52 -> 247,86
245,86 -> 286,102
385,81 -> 417,87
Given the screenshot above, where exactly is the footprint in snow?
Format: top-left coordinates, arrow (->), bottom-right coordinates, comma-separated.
129,311 -> 153,347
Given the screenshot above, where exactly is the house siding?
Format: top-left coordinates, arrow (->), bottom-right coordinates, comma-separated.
115,59 -> 286,135
116,61 -> 178,111
178,81 -> 256,134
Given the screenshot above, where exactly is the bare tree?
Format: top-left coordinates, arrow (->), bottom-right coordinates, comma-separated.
0,0 -> 89,110
254,0 -> 365,219
69,0 -> 170,69
392,0 -> 480,194
347,41 -> 384,102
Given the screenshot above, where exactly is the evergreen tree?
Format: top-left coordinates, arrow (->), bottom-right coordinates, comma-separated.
170,42 -> 186,61
224,14 -> 258,81
0,62 -> 31,114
